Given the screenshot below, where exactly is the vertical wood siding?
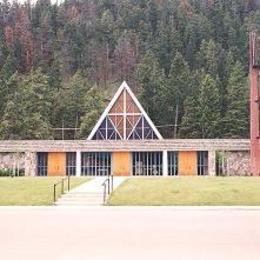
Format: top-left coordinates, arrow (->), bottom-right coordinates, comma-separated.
113,152 -> 131,176
48,152 -> 66,176
179,151 -> 197,176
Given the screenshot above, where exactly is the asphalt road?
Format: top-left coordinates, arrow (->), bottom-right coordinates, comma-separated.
1,207 -> 260,260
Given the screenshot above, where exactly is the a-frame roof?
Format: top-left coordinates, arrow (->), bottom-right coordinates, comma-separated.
87,81 -> 163,140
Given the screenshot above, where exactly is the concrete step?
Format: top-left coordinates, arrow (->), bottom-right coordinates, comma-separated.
60,197 -> 103,201
61,193 -> 103,197
57,198 -> 102,201
62,192 -> 103,198
55,177 -> 127,207
58,198 -> 103,203
55,201 -> 104,206
56,191 -> 104,205
56,202 -> 103,206
58,193 -> 103,198
73,188 -> 104,192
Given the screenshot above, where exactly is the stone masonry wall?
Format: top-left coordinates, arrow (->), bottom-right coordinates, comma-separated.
226,151 -> 251,176
24,152 -> 37,176
0,152 -> 25,170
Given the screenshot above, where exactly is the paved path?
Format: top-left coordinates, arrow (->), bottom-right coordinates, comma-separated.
1,207 -> 260,260
56,177 -> 127,206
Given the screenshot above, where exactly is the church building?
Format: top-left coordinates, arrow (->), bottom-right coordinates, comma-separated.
0,81 -> 250,177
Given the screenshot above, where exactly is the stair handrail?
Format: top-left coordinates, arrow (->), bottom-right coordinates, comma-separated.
102,175 -> 114,204
53,176 -> 71,203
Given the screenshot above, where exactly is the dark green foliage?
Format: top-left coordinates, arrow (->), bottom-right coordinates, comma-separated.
0,0 -> 257,139
53,71 -> 91,139
165,52 -> 191,137
0,70 -> 53,139
180,73 -> 221,138
0,168 -> 25,177
136,51 -> 166,125
223,62 -> 249,138
79,87 -> 105,138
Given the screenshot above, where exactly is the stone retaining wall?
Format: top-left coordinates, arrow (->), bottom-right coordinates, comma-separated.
24,152 -> 37,176
226,151 -> 251,176
0,152 -> 25,170
0,152 -> 37,176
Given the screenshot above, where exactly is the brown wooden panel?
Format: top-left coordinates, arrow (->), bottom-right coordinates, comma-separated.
126,91 -> 140,113
48,152 -> 66,176
110,91 -> 124,113
113,152 -> 131,176
179,151 -> 197,176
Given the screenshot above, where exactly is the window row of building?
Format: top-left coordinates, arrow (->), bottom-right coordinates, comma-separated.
37,151 -> 209,177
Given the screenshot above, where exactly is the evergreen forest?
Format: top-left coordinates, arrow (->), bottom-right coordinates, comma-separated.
0,0 -> 260,139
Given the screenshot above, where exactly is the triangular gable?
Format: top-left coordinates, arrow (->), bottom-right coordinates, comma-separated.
87,81 -> 163,140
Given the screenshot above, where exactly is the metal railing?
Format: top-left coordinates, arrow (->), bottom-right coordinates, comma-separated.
53,176 -> 71,202
102,175 -> 114,204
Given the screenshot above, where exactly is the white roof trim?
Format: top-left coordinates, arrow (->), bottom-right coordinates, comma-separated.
87,81 -> 163,140
123,82 -> 163,139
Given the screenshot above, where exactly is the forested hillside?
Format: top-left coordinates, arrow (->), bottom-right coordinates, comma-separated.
0,0 -> 259,140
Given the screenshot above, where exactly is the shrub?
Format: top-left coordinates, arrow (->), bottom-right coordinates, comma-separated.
0,169 -> 25,177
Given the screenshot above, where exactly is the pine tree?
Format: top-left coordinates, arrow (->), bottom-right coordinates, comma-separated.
0,72 -> 20,117
180,73 -> 221,138
165,52 -> 191,137
196,39 -> 222,78
79,87 -> 105,138
136,51 -> 166,125
153,20 -> 182,75
53,71 -> 91,137
179,94 -> 200,138
0,74 -> 25,139
147,0 -> 158,34
198,73 -> 221,138
22,69 -> 53,120
223,62 -> 249,138
0,52 -> 17,82
197,39 -> 227,114
0,69 -> 53,139
0,94 -> 25,140
46,54 -> 62,90
183,14 -> 212,68
0,29 -> 8,69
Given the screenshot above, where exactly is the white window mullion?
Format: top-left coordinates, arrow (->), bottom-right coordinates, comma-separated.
76,151 -> 81,177
142,116 -> 144,139
146,152 -> 149,176
123,89 -> 126,139
105,118 -> 108,140
139,152 -> 141,176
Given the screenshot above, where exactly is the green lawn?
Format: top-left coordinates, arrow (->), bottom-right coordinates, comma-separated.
108,177 -> 260,206
0,177 -> 89,206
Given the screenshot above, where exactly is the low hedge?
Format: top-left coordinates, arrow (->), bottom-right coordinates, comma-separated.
0,169 -> 25,177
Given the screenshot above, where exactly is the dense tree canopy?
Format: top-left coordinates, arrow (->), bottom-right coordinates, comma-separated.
0,0 -> 259,139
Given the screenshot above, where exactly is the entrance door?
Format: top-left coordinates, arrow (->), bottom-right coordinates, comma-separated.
178,151 -> 197,176
113,152 -> 131,176
48,152 -> 66,176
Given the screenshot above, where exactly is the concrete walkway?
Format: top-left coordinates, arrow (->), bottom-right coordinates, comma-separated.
55,177 -> 127,206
